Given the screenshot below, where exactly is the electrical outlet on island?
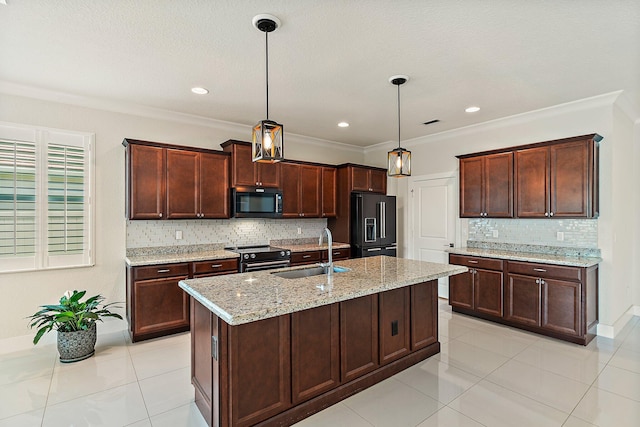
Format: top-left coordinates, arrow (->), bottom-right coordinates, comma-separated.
176,230 -> 183,240
297,227 -> 302,235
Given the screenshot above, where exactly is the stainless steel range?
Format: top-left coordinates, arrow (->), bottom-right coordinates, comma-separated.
229,245 -> 291,272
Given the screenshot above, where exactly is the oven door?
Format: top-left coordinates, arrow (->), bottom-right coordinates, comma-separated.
241,259 -> 291,273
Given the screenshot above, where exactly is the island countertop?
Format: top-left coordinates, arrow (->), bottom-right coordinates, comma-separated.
179,255 -> 466,326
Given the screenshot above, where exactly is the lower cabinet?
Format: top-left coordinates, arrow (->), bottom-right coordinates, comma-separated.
449,254 -> 598,345
290,247 -> 350,266
191,280 -> 440,426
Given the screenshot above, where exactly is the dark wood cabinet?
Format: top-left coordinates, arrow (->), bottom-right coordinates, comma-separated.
166,149 -> 230,219
350,166 -> 387,194
126,263 -> 190,342
291,304 -> 340,404
411,281 -> 438,350
281,163 -> 321,218
125,144 -> 166,219
459,152 -> 513,218
192,258 -> 238,278
450,254 -> 599,345
221,140 -> 280,188
449,255 -> 504,319
378,287 -> 411,365
321,167 -> 337,217
290,250 -> 322,266
516,137 -> 599,218
124,139 -> 230,220
340,295 -> 378,382
322,247 -> 350,262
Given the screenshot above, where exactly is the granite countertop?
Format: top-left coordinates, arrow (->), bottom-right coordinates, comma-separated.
125,245 -> 239,267
447,247 -> 601,267
179,256 -> 467,326
277,242 -> 351,252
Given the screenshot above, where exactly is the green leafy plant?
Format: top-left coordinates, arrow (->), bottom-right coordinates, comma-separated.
28,290 -> 123,344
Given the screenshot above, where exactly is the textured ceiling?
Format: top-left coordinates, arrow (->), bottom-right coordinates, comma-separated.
1,0 -> 638,147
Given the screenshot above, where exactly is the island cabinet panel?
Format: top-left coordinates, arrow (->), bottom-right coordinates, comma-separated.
227,316 -> 291,427
127,144 -> 165,219
291,304 -> 340,404
379,287 -> 411,365
411,281 -> 438,350
340,295 -> 379,382
191,298 -> 216,427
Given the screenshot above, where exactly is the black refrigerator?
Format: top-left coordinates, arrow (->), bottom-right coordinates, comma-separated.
351,193 -> 397,258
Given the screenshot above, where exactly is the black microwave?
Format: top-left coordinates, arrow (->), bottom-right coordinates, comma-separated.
231,187 -> 283,218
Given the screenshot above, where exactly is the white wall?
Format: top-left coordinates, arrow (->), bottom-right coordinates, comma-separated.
0,92 -> 364,340
365,92 -> 639,336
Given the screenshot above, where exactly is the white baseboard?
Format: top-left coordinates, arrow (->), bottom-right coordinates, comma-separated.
597,306 -> 639,338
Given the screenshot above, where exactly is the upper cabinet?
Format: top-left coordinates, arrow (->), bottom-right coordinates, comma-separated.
124,139 -> 230,220
321,167 -> 337,218
458,134 -> 601,219
516,138 -> 599,218
348,165 -> 387,194
221,140 -> 280,188
460,152 -> 513,218
281,163 -> 322,218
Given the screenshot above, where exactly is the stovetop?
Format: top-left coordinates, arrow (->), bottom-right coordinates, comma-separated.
226,245 -> 286,254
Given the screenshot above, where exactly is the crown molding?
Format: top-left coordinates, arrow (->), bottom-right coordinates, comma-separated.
613,91 -> 640,124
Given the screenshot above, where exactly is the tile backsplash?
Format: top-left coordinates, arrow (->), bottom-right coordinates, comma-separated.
126,218 -> 328,249
467,218 -> 598,248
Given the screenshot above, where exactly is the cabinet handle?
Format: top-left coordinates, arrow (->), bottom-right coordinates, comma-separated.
467,260 -> 479,264
533,268 -> 547,272
550,212 -> 554,217
536,278 -> 540,284
211,264 -> 222,268
157,269 -> 170,273
333,251 -> 340,255
302,255 -> 311,259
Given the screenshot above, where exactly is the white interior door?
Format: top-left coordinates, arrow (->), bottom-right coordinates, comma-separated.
409,174 -> 456,298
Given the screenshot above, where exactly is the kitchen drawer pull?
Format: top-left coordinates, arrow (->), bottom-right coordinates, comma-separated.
533,268 -> 547,272
333,251 -> 341,255
157,269 -> 170,273
211,264 -> 222,268
302,255 -> 311,259
467,260 -> 479,264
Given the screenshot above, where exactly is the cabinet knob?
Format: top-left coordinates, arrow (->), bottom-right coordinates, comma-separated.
158,213 -> 162,218
545,212 -> 549,217
550,212 -> 554,217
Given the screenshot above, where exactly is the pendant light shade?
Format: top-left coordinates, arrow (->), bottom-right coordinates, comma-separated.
251,14 -> 284,163
387,75 -> 411,177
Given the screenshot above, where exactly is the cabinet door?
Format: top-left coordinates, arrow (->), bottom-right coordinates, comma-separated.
516,147 -> 549,218
379,287 -> 410,365
199,152 -> 230,218
505,274 -> 541,326
228,316 -> 291,427
550,140 -> 591,218
474,269 -> 503,317
280,163 -> 300,218
411,281 -> 437,350
291,304 -> 340,404
369,169 -> 387,194
230,143 -> 257,187
166,149 -> 199,219
321,167 -> 337,217
484,152 -> 513,217
132,276 -> 189,336
191,299 -> 215,427
459,157 -> 484,217
340,295 -> 378,382
257,162 -> 280,188
299,165 -> 321,217
128,144 -> 165,219
542,278 -> 581,337
351,167 -> 370,191
449,269 -> 474,310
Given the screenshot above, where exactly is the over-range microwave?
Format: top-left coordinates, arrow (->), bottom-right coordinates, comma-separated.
231,187 -> 283,218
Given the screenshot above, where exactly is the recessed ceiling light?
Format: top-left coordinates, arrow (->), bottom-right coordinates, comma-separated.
338,122 -> 350,128
465,106 -> 480,113
191,87 -> 209,95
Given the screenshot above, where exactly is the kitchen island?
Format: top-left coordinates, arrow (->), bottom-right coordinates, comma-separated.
179,256 -> 466,427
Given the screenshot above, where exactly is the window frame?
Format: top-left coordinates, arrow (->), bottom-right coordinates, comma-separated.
0,122 -> 95,273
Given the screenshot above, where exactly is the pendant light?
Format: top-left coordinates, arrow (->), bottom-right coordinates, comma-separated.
387,75 -> 411,177
251,14 -> 284,163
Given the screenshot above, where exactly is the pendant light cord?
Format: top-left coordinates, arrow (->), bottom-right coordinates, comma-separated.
397,83 -> 401,149
265,31 -> 270,120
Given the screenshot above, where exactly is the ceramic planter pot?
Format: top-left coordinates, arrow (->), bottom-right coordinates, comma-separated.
57,323 -> 97,363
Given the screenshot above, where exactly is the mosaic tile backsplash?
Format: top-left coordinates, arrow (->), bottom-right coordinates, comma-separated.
468,218 -> 598,248
126,218 -> 329,249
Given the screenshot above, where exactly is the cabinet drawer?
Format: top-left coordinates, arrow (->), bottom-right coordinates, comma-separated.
134,263 -> 189,280
291,251 -> 322,264
507,261 -> 581,281
323,248 -> 350,261
192,258 -> 238,275
449,255 -> 503,271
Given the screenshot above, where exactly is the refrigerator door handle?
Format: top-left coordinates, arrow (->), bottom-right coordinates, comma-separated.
366,247 -> 382,252
380,202 -> 386,239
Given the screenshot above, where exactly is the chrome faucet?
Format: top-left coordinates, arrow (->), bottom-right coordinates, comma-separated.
319,227 -> 333,276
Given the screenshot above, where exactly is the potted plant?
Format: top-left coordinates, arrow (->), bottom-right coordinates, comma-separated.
28,290 -> 123,363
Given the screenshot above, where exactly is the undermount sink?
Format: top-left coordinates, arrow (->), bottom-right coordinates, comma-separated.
271,265 -> 350,279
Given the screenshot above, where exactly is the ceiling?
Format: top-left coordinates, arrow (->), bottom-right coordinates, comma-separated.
1,0 -> 639,148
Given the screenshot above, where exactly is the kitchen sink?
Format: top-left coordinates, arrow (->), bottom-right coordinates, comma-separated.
271,265 -> 350,279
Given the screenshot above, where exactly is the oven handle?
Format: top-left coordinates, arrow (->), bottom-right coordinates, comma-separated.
243,260 -> 291,272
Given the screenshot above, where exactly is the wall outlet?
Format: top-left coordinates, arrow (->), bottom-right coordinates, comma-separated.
556,231 -> 564,241
492,230 -> 499,238
297,227 -> 302,235
175,230 -> 183,240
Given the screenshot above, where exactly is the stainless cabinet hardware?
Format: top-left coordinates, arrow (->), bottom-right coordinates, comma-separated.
549,212 -> 554,217
157,269 -> 170,273
533,268 -> 547,272
545,212 -> 549,217
302,255 -> 311,258
158,213 -> 162,217
211,264 -> 222,268
468,260 -> 479,264
211,336 -> 218,361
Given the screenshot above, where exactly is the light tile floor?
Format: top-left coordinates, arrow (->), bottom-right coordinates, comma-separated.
1,300 -> 639,426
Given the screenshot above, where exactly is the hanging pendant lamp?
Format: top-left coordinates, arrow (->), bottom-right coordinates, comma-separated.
387,75 -> 411,177
251,14 -> 284,163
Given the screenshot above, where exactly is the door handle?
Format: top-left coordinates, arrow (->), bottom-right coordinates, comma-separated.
443,243 -> 454,248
